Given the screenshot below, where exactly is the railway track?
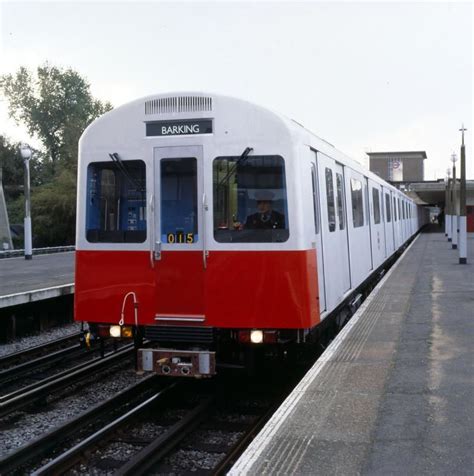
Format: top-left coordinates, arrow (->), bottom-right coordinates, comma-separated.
0,343 -> 135,419
19,376 -> 294,476
0,338 -> 131,398
0,332 -> 82,370
0,375 -> 165,475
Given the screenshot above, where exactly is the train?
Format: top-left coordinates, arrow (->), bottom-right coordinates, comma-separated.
75,92 -> 426,377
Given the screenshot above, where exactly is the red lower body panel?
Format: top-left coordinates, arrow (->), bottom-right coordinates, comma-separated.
75,249 -> 320,330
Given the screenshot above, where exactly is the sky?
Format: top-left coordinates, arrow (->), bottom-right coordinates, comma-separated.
0,0 -> 472,179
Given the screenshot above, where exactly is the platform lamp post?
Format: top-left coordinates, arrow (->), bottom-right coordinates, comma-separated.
19,143 -> 33,260
458,125 -> 467,264
450,152 -> 458,250
445,168 -> 451,239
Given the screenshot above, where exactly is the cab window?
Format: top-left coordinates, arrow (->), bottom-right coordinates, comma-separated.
86,160 -> 146,243
213,155 -> 289,243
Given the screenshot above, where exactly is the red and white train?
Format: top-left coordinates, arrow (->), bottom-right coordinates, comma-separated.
76,92 -> 424,377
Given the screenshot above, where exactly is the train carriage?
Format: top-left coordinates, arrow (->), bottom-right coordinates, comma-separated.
75,92 -> 422,377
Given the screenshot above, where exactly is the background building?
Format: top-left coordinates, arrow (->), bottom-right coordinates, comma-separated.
368,151 -> 427,182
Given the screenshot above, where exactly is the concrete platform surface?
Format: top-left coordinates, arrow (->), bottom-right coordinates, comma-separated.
231,231 -> 474,475
0,252 -> 75,308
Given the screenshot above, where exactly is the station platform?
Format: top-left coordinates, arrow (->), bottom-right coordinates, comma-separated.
0,252 -> 75,309
231,230 -> 474,475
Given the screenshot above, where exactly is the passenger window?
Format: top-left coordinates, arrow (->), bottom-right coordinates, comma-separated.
325,168 -> 336,232
86,160 -> 147,243
398,199 -> 401,220
336,173 -> 345,230
385,193 -> 391,222
213,155 -> 289,243
372,188 -> 381,224
161,158 -> 198,244
393,197 -> 397,221
351,178 -> 364,228
311,165 -> 320,234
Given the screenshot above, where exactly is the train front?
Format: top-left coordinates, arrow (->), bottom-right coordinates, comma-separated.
75,93 -> 320,377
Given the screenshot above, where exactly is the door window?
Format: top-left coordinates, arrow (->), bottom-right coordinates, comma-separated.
336,173 -> 345,230
160,157 -> 198,244
325,168 -> 336,232
351,178 -> 364,228
372,188 -> 381,224
385,193 -> 391,222
311,165 -> 320,234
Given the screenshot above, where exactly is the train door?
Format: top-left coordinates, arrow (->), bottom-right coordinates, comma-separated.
392,193 -> 399,249
317,153 -> 350,311
346,169 -> 372,289
365,177 -> 374,271
379,186 -> 388,258
152,146 -> 206,321
334,162 -> 351,293
310,154 -> 326,313
383,188 -> 395,254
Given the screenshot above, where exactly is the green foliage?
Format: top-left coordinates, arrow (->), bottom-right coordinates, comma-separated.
0,64 -> 112,246
0,64 -> 112,170
0,136 -> 50,197
31,167 -> 77,246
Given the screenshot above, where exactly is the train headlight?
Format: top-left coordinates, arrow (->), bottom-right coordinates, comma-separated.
250,330 -> 264,344
110,325 -> 121,338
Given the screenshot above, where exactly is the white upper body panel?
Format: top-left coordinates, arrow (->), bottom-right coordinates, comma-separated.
76,91 -> 414,252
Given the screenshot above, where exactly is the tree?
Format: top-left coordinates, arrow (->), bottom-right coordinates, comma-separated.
0,135 -> 49,196
0,64 -> 112,172
0,65 -> 113,246
31,168 -> 77,246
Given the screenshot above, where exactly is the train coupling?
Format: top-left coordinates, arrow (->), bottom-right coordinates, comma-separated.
137,348 -> 216,378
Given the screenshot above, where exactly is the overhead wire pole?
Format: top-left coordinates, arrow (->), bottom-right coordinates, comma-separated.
451,152 -> 458,250
458,124 -> 467,264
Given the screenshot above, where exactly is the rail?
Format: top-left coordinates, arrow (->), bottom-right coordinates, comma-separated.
0,332 -> 82,369
0,344 -> 134,418
33,382 -> 182,475
0,375 -> 161,475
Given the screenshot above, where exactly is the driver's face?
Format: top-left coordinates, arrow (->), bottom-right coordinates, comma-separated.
257,200 -> 272,213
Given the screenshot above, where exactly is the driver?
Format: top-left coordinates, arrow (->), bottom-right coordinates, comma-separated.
245,190 -> 285,230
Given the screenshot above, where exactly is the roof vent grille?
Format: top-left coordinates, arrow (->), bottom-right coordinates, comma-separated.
145,96 -> 213,115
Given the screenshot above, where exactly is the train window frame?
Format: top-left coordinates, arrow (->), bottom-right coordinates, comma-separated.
325,167 -> 336,233
212,154 -> 289,243
372,187 -> 381,224
336,172 -> 345,230
350,178 -> 364,228
85,159 -> 147,244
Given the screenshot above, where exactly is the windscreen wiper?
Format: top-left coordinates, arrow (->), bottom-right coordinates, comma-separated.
217,147 -> 253,188
108,152 -> 143,191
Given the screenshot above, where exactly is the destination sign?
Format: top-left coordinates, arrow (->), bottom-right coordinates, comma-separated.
146,119 -> 213,137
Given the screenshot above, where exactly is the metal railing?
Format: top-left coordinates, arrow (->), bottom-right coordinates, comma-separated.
0,245 -> 75,259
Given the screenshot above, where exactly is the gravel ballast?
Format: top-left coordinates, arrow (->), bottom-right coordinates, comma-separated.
0,322 -> 82,357
0,366 -> 145,457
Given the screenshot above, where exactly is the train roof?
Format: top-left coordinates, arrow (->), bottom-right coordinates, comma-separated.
82,91 -> 410,200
